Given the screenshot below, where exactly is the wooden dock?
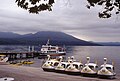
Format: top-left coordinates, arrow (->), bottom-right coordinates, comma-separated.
0,46 -> 41,60
0,51 -> 40,60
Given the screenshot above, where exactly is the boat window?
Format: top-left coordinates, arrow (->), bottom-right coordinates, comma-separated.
73,64 -> 78,69
61,64 -> 66,68
48,47 -> 51,50
48,62 -> 50,64
51,47 -> 56,49
106,67 -> 112,71
88,65 -> 94,70
66,64 -> 70,68
54,62 -> 59,66
96,66 -> 98,68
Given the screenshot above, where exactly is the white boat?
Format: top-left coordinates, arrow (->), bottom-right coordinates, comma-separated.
0,77 -> 14,81
42,55 -> 59,72
0,55 -> 9,65
39,39 -> 66,57
81,57 -> 98,77
55,56 -> 69,73
65,56 -> 83,75
97,58 -> 116,79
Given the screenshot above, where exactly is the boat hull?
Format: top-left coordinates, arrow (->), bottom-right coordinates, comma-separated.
40,53 -> 65,56
97,74 -> 116,79
42,68 -> 55,72
81,73 -> 97,77
65,71 -> 81,75
38,53 -> 66,59
55,69 -> 65,73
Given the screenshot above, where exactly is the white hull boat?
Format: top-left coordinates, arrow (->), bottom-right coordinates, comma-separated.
81,57 -> 98,77
97,58 -> 116,79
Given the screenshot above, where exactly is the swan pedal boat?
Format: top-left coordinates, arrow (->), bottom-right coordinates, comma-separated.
81,57 -> 98,77
97,58 -> 116,79
65,62 -> 83,75
81,63 -> 98,77
42,59 -> 59,72
55,62 -> 69,73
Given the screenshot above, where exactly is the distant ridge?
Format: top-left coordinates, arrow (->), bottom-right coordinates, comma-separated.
0,32 -> 20,38
96,42 -> 120,46
0,31 -> 101,46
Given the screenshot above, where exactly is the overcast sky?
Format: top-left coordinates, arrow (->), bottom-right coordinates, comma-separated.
0,0 -> 120,42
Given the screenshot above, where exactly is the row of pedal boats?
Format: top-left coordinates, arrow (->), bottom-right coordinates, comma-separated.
42,55 -> 116,79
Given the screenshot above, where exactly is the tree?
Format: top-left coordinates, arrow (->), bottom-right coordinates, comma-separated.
15,0 -> 120,18
15,0 -> 55,14
86,0 -> 120,18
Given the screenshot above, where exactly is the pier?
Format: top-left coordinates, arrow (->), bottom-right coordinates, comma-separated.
0,46 -> 40,60
0,52 -> 40,60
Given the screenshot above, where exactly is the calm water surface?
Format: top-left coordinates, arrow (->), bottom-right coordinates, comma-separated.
0,45 -> 120,75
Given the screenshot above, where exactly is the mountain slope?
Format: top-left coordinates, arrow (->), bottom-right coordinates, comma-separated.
0,31 -> 101,46
0,32 -> 20,38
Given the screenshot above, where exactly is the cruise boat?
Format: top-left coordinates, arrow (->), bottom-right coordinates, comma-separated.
0,55 -> 9,65
42,55 -> 59,72
65,56 -> 83,75
81,57 -> 98,77
39,39 -> 66,57
97,58 -> 116,79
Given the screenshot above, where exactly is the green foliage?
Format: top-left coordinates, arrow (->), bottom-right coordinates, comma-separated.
87,0 -> 120,18
15,0 -> 54,14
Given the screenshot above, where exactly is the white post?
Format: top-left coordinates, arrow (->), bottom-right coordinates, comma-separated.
28,46 -> 31,52
32,46 -> 34,52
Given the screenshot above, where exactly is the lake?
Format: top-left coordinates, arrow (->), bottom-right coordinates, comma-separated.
0,45 -> 120,75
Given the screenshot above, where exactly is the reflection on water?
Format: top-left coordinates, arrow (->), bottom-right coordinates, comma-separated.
0,45 -> 120,75
66,46 -> 120,62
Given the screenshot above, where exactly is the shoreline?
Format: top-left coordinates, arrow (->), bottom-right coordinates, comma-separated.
0,65 -> 120,81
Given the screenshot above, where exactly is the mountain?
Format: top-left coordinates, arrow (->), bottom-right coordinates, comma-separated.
0,31 -> 101,46
0,32 -> 20,38
96,42 -> 120,46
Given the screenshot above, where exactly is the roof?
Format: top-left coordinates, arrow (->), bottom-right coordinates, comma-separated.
85,63 -> 97,67
47,60 -> 59,63
61,62 -> 69,65
73,62 -> 83,65
42,45 -> 57,48
101,64 -> 114,68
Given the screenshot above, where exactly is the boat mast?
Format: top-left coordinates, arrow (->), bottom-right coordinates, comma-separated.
46,39 -> 50,45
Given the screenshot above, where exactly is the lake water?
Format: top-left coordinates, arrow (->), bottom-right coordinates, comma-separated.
0,45 -> 120,75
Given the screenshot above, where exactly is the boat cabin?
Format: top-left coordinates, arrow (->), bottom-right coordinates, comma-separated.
85,63 -> 98,71
72,62 -> 83,70
100,64 -> 115,72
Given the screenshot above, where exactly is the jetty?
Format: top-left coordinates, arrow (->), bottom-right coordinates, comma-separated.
0,46 -> 40,60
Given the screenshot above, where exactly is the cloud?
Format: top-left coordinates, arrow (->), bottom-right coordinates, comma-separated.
0,0 -> 120,42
